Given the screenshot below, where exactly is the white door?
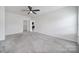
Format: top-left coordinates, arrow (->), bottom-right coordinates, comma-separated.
23,20 -> 27,32
0,6 -> 5,40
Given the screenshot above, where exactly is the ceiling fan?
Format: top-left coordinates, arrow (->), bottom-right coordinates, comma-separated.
23,6 -> 40,14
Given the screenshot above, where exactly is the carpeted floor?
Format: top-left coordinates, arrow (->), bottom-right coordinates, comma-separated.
0,32 -> 78,53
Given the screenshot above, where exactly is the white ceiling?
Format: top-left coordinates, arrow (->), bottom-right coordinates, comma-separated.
5,6 -> 66,16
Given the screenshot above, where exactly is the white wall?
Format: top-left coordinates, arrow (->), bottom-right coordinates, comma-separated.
5,12 -> 28,35
35,7 -> 77,42
0,6 -> 5,40
78,7 -> 79,43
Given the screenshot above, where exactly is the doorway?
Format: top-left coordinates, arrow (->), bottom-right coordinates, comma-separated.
23,20 -> 27,32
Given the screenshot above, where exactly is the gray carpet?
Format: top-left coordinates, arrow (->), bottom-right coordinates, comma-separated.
0,32 -> 78,53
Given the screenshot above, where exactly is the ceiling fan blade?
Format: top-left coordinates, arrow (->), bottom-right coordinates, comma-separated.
32,11 -> 36,14
28,6 -> 32,11
32,9 -> 40,11
22,9 -> 29,11
28,12 -> 30,14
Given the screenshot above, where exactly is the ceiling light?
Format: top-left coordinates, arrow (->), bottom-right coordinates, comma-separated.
30,11 -> 32,13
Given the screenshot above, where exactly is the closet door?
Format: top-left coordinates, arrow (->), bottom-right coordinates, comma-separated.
0,6 -> 5,40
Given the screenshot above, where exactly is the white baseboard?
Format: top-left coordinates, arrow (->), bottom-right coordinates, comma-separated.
36,32 -> 77,42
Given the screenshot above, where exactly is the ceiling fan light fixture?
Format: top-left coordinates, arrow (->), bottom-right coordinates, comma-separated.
30,11 -> 32,13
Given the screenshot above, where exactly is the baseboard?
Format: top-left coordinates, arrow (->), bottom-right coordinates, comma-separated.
35,32 -> 77,42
